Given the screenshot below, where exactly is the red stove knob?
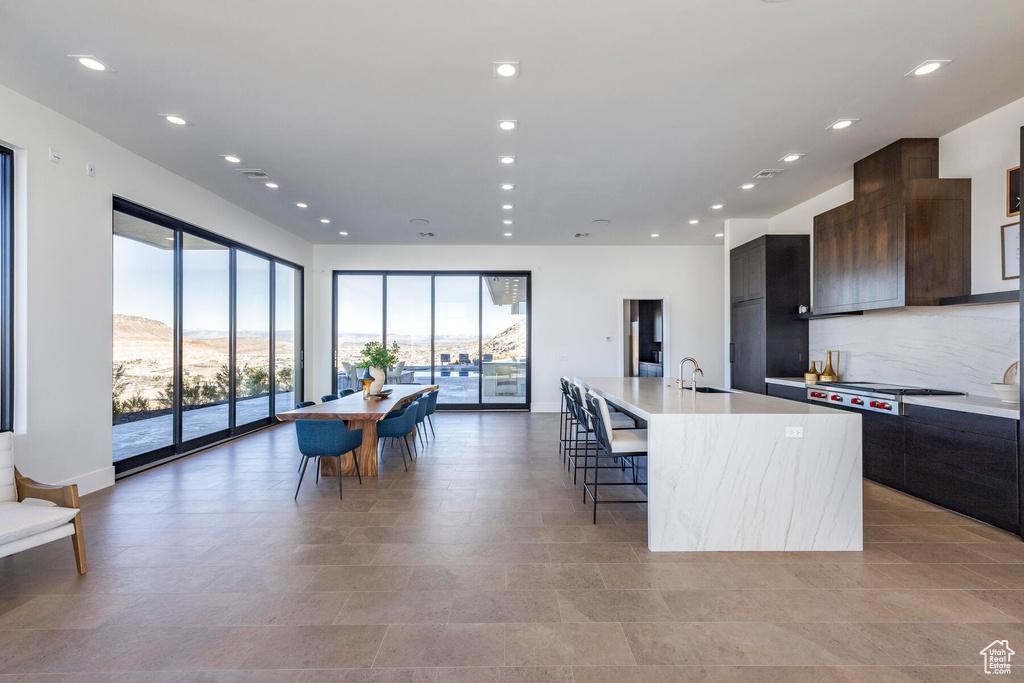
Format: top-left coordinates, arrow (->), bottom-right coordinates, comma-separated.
869,401 -> 878,408
880,403 -> 891,410
830,395 -> 841,402
851,398 -> 863,405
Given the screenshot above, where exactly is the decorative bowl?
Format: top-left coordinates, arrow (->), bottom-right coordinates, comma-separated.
991,383 -> 1019,404
372,389 -> 394,398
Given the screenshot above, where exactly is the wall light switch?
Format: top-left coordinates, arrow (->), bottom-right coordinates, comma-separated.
48,148 -> 61,163
605,336 -> 612,342
785,427 -> 804,438
86,163 -> 96,178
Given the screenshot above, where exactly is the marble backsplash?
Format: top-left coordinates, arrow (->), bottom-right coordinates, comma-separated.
808,302 -> 1019,399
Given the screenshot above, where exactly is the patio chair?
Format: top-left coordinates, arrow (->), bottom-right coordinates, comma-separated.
386,361 -> 406,383
439,353 -> 450,365
458,353 -> 470,365
482,354 -> 493,362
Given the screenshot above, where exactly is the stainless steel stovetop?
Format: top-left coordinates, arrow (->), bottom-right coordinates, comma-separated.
806,382 -> 964,416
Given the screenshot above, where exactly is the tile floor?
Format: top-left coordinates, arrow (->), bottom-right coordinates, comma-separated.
1,411 -> 1023,681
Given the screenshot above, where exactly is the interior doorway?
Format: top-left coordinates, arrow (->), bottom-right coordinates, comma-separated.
622,299 -> 664,377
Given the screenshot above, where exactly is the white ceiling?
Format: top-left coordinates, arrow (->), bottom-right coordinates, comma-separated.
1,0 -> 1023,245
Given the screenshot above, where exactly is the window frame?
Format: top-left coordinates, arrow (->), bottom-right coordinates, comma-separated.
112,197 -> 304,475
0,145 -> 14,432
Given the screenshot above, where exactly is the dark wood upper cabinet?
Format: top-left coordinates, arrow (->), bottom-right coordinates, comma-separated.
814,138 -> 971,314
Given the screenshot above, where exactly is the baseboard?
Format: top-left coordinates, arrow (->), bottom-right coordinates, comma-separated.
531,402 -> 560,413
59,465 -> 114,496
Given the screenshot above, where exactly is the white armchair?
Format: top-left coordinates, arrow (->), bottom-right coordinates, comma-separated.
0,433 -> 86,574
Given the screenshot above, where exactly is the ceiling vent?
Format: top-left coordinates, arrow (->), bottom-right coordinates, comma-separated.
418,232 -> 435,238
238,169 -> 272,181
753,168 -> 784,179
573,232 -> 591,239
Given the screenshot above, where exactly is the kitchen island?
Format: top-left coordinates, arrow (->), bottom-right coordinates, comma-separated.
578,377 -> 863,552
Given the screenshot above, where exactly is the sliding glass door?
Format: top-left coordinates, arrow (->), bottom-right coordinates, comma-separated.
112,198 -> 303,474
333,271 -> 530,410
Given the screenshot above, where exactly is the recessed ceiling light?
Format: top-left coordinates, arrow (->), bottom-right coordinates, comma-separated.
689,219 -> 699,225
828,119 -> 859,130
591,219 -> 611,226
410,219 -> 430,226
907,60 -> 951,77
781,153 -> 804,163
69,55 -> 114,72
320,218 -> 331,224
499,156 -> 516,164
339,231 -> 348,236
715,233 -> 724,238
222,155 -> 241,163
500,183 -> 515,190
651,233 -> 660,238
711,204 -> 725,210
504,232 -> 513,237
494,62 -> 520,78
296,202 -> 308,208
497,120 -> 518,131
265,182 -> 278,189
164,115 -> 188,126
740,183 -> 757,190
503,220 -> 513,225
502,204 -> 514,210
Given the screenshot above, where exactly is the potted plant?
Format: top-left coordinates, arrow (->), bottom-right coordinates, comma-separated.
357,341 -> 400,396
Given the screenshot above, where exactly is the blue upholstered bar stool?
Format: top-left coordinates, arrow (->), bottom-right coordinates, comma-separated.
377,400 -> 419,471
294,419 -> 362,500
321,394 -> 340,403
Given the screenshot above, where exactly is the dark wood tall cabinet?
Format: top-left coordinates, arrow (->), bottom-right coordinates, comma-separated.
729,235 -> 810,394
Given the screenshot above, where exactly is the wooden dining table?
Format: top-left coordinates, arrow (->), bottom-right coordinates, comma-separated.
275,384 -> 439,477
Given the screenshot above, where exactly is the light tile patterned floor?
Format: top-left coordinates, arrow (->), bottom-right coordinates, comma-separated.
1,411 -> 1022,681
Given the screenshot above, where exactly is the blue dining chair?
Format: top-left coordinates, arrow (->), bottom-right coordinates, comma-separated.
413,398 -> 430,446
423,390 -> 439,438
295,401 -> 315,409
339,388 -> 356,397
294,420 -> 362,500
321,394 -> 339,403
377,400 -> 419,471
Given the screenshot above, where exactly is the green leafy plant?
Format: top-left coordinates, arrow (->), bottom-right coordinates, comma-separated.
357,341 -> 400,371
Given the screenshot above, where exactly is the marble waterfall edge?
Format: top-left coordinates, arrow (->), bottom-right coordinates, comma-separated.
647,413 -> 863,552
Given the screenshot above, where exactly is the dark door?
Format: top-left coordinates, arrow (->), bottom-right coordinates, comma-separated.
730,299 -> 765,394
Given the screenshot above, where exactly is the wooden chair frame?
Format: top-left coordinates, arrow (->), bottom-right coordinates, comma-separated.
13,467 -> 87,574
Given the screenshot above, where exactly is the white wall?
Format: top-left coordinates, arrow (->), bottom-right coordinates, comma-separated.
311,245 -> 725,411
0,83 -> 313,493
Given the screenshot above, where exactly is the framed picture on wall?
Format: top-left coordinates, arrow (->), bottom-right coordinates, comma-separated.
1002,221 -> 1020,280
1008,166 -> 1020,217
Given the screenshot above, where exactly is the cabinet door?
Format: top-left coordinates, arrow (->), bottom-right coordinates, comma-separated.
904,417 -> 1019,533
861,411 -> 905,490
730,300 -> 766,394
744,243 -> 766,300
730,251 -> 747,302
652,307 -> 663,343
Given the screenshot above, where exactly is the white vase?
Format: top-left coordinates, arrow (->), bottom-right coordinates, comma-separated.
369,366 -> 386,394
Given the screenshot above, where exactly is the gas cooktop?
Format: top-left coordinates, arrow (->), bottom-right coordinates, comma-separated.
826,382 -> 964,397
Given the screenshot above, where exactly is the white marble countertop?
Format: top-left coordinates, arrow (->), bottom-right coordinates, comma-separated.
904,394 -> 1019,420
765,376 -> 1019,420
577,377 -> 844,420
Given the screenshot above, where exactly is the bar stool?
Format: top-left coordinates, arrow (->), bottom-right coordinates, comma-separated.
582,392 -> 648,523
567,383 -> 636,485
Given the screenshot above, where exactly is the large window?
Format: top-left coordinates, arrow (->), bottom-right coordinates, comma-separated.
333,271 -> 530,410
112,198 -> 303,474
0,145 -> 14,432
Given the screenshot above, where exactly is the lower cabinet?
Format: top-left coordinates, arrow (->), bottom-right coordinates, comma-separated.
904,405 -> 1019,533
